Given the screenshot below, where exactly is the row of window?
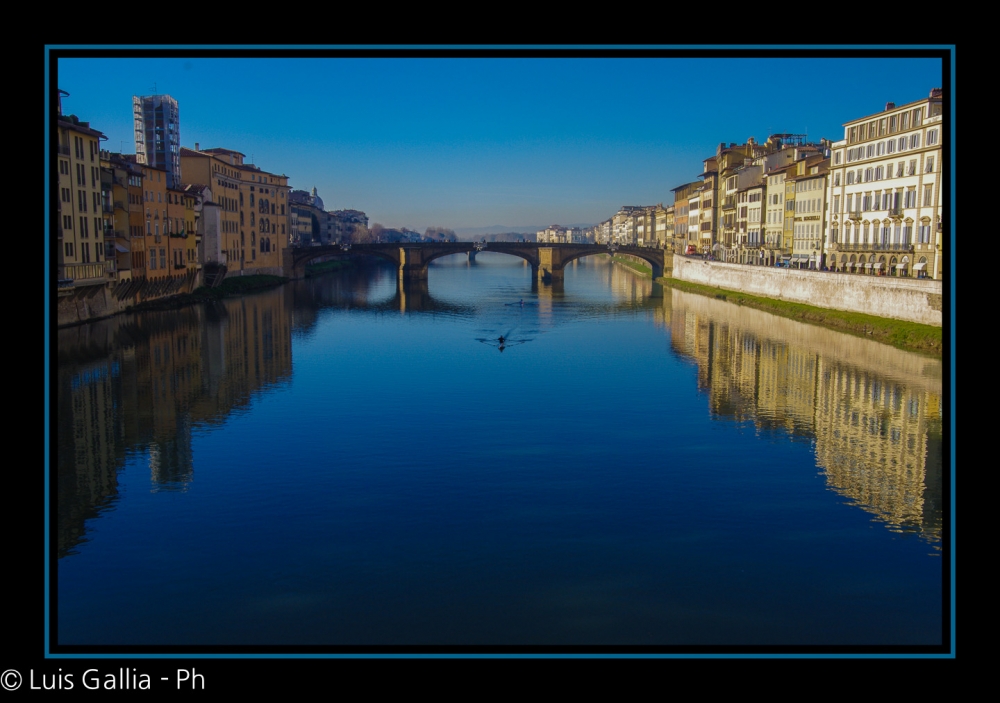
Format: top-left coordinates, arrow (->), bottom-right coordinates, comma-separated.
841,185 -> 934,212
844,131 -> 937,162
838,157 -> 934,186
846,107 -> 924,144
832,223 -> 933,245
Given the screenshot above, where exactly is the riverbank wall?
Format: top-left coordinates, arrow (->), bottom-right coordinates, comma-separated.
56,271 -> 203,327
672,256 -> 943,327
55,262 -> 288,327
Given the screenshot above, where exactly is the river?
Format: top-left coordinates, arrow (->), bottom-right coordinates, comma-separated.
54,252 -> 944,647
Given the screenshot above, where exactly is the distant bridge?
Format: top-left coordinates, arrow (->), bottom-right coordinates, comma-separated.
284,242 -> 668,282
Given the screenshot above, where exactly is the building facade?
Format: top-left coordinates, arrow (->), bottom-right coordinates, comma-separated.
826,89 -> 944,279
56,101 -> 111,289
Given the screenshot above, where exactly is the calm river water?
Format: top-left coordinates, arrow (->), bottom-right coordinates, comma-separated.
55,253 -> 944,647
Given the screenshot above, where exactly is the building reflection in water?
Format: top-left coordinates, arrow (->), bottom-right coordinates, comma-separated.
56,287 -> 293,557
653,288 -> 943,546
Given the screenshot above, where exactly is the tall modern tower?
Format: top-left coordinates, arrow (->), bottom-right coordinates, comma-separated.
133,94 -> 181,187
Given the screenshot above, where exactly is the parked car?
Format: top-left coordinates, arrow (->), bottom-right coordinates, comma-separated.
685,245 -> 697,255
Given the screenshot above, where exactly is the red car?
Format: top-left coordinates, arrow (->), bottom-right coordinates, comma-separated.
685,245 -> 697,255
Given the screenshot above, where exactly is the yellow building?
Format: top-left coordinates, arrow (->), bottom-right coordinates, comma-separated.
180,146 -> 290,277
100,152 -> 147,286
56,93 -> 111,289
140,164 -> 171,281
166,185 -> 196,274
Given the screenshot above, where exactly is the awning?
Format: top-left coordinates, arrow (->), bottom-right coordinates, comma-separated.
115,243 -> 129,253
864,263 -> 873,269
895,263 -> 907,269
913,262 -> 927,271
873,262 -> 884,270
844,262 -> 853,269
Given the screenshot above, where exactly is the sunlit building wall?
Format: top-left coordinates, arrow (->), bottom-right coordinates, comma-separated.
826,89 -> 944,279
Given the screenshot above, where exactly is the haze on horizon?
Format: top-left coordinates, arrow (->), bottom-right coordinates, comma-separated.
54,53 -> 944,234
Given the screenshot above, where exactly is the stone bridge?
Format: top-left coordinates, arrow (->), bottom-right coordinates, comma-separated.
283,242 -> 666,282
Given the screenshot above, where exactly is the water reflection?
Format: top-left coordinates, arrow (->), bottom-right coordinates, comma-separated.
57,262 -> 943,554
654,288 -> 943,544
56,289 -> 293,557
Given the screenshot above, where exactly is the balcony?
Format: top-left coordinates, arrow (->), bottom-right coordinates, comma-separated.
836,242 -> 914,252
114,200 -> 126,211
889,206 -> 903,217
57,145 -> 70,156
57,261 -> 112,286
848,210 -> 863,221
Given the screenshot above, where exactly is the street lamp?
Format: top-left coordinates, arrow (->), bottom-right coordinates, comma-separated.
474,240 -> 487,252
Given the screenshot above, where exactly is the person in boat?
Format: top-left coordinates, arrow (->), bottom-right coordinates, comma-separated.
498,335 -> 506,344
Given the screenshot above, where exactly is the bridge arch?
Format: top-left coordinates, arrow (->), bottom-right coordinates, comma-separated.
422,246 -> 540,269
285,246 -> 399,278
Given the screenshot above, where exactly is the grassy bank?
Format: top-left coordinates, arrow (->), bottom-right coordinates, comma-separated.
658,277 -> 942,357
126,274 -> 288,313
611,255 -> 652,276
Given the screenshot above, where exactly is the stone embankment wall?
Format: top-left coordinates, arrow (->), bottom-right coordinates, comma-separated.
224,265 -> 283,279
672,256 -> 943,327
56,271 -> 202,327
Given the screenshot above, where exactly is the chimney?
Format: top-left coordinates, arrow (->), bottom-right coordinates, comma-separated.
930,87 -> 943,98
195,142 -> 199,151
885,102 -> 895,111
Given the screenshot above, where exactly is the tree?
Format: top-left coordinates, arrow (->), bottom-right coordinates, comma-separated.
424,226 -> 457,242
350,223 -> 373,244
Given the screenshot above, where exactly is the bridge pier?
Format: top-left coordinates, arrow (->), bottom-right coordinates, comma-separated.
536,247 -> 565,283
398,246 -> 429,281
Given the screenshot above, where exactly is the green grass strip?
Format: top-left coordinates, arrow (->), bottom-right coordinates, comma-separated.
611,255 -> 652,276
657,276 -> 942,357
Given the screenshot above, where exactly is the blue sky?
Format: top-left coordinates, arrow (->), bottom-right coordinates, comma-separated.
53,51 -> 945,233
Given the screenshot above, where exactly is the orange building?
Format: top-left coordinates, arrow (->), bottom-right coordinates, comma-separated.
180,145 -> 289,277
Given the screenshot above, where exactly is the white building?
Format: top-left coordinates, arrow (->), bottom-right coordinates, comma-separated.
826,89 -> 944,279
